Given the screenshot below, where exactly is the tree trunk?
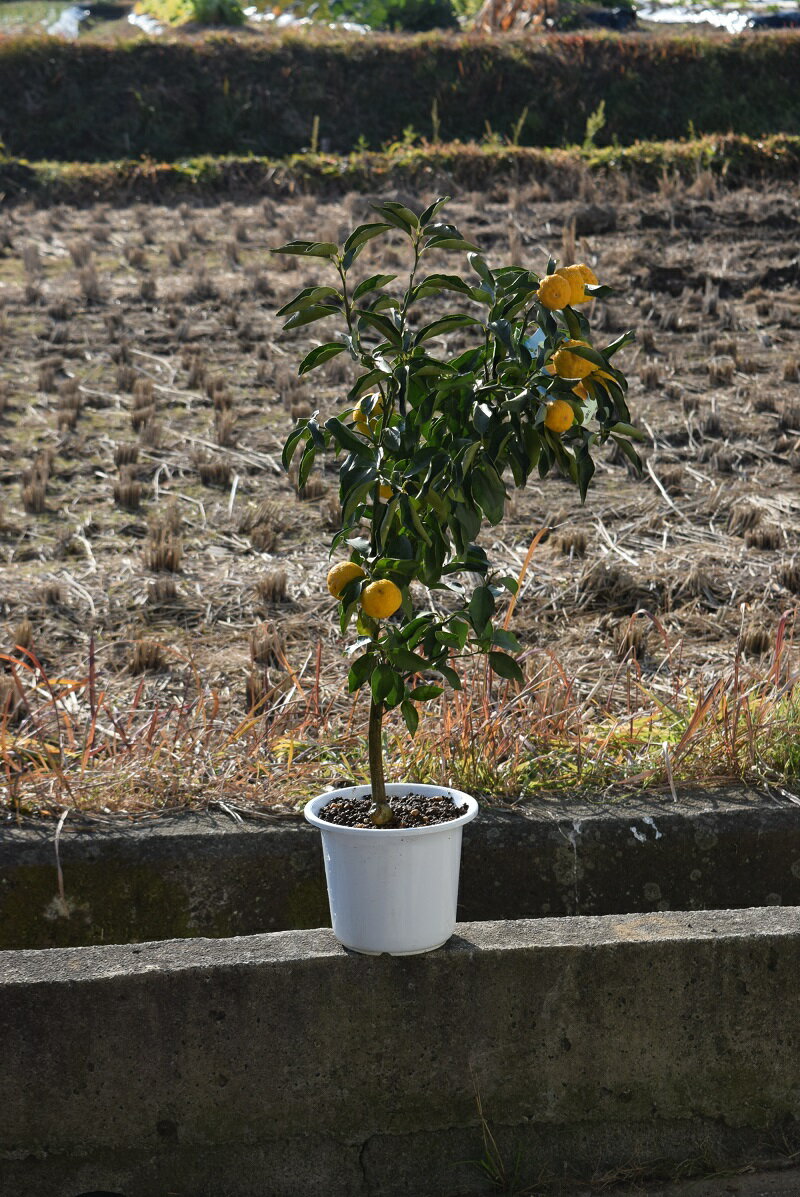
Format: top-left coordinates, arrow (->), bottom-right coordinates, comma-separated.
368,697 -> 392,826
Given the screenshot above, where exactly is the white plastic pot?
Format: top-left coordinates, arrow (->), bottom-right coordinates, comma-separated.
304,782 -> 479,956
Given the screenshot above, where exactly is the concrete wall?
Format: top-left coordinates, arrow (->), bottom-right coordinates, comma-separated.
2,785 -> 799,949
2,908 -> 800,1197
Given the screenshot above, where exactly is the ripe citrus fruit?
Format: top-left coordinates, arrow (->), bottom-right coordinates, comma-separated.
573,381 -> 589,401
576,263 -> 598,291
378,483 -> 393,500
537,273 -> 571,311
352,408 -> 370,435
544,400 -> 575,434
556,263 -> 597,306
360,578 -> 402,619
326,561 -> 366,599
555,264 -> 587,307
552,340 -> 596,380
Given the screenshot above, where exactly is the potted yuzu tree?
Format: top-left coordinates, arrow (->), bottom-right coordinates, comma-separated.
275,196 -> 638,955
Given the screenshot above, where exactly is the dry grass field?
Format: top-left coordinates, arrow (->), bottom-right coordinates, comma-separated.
0,175 -> 798,818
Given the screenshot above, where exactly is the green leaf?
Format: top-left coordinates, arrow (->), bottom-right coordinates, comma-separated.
415,314 -> 481,345
343,223 -> 391,261
348,653 -> 376,693
492,627 -> 521,652
563,343 -> 609,373
412,273 -> 474,301
356,308 -> 403,347
468,585 -> 495,634
419,196 -> 450,225
449,618 -> 470,649
425,235 -> 479,253
298,444 -> 316,489
488,651 -> 524,683
349,369 -> 388,401
409,684 -> 444,701
273,240 -> 338,259
325,416 -> 371,457
402,496 -> 432,547
576,443 -> 596,503
496,575 -> 519,595
609,421 -> 645,441
281,424 -> 308,471
435,662 -> 462,690
401,699 -> 419,734
371,663 -> 398,704
276,285 -> 341,318
611,435 -> 643,474
468,253 -> 495,289
299,342 -> 346,375
340,597 -> 360,635
603,330 -> 636,359
283,305 -> 339,331
471,462 -> 506,525
387,646 -> 429,672
372,201 -> 419,234
353,273 -> 397,301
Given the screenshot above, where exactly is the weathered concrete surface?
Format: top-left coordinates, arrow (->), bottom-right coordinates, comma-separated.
2,785 -> 799,949
2,909 -> 800,1196
599,1170 -> 800,1195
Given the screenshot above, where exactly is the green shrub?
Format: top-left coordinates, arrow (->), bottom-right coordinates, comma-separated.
1,33 -> 799,162
135,0 -> 246,24
289,0 -> 458,31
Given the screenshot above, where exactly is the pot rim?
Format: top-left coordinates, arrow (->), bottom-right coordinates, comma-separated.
304,782 -> 479,837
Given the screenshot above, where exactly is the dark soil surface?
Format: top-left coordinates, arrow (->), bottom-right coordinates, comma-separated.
0,178 -> 798,811
318,792 -> 465,827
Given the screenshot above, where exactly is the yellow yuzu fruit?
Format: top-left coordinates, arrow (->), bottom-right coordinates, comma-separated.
576,263 -> 598,289
378,483 -> 393,500
544,400 -> 575,434
552,340 -> 596,380
360,579 -> 402,620
326,561 -> 366,599
555,264 -> 587,307
536,273 -> 571,311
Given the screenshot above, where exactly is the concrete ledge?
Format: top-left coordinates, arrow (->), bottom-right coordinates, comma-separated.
2,785 -> 800,949
2,909 -> 800,1196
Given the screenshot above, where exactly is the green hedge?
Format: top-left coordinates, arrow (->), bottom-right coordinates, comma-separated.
1,32 -> 800,161
2,135 -> 799,203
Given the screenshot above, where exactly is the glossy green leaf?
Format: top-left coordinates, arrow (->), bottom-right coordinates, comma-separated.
325,416 -> 372,456
372,201 -> 418,234
388,646 -> 429,672
281,424 -> 308,471
343,223 -> 391,257
468,585 -> 495,634
492,627 -> 521,652
415,314 -> 481,345
273,240 -> 338,259
276,286 -> 341,318
283,305 -> 338,331
299,342 -> 346,375
488,651 -> 524,683
371,663 -> 397,704
348,654 -> 376,692
400,700 -> 419,734
419,196 -> 450,225
356,309 -> 403,347
353,273 -> 397,301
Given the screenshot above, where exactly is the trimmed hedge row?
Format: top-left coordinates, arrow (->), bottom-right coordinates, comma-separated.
0,32 -> 800,161
2,135 -> 798,204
